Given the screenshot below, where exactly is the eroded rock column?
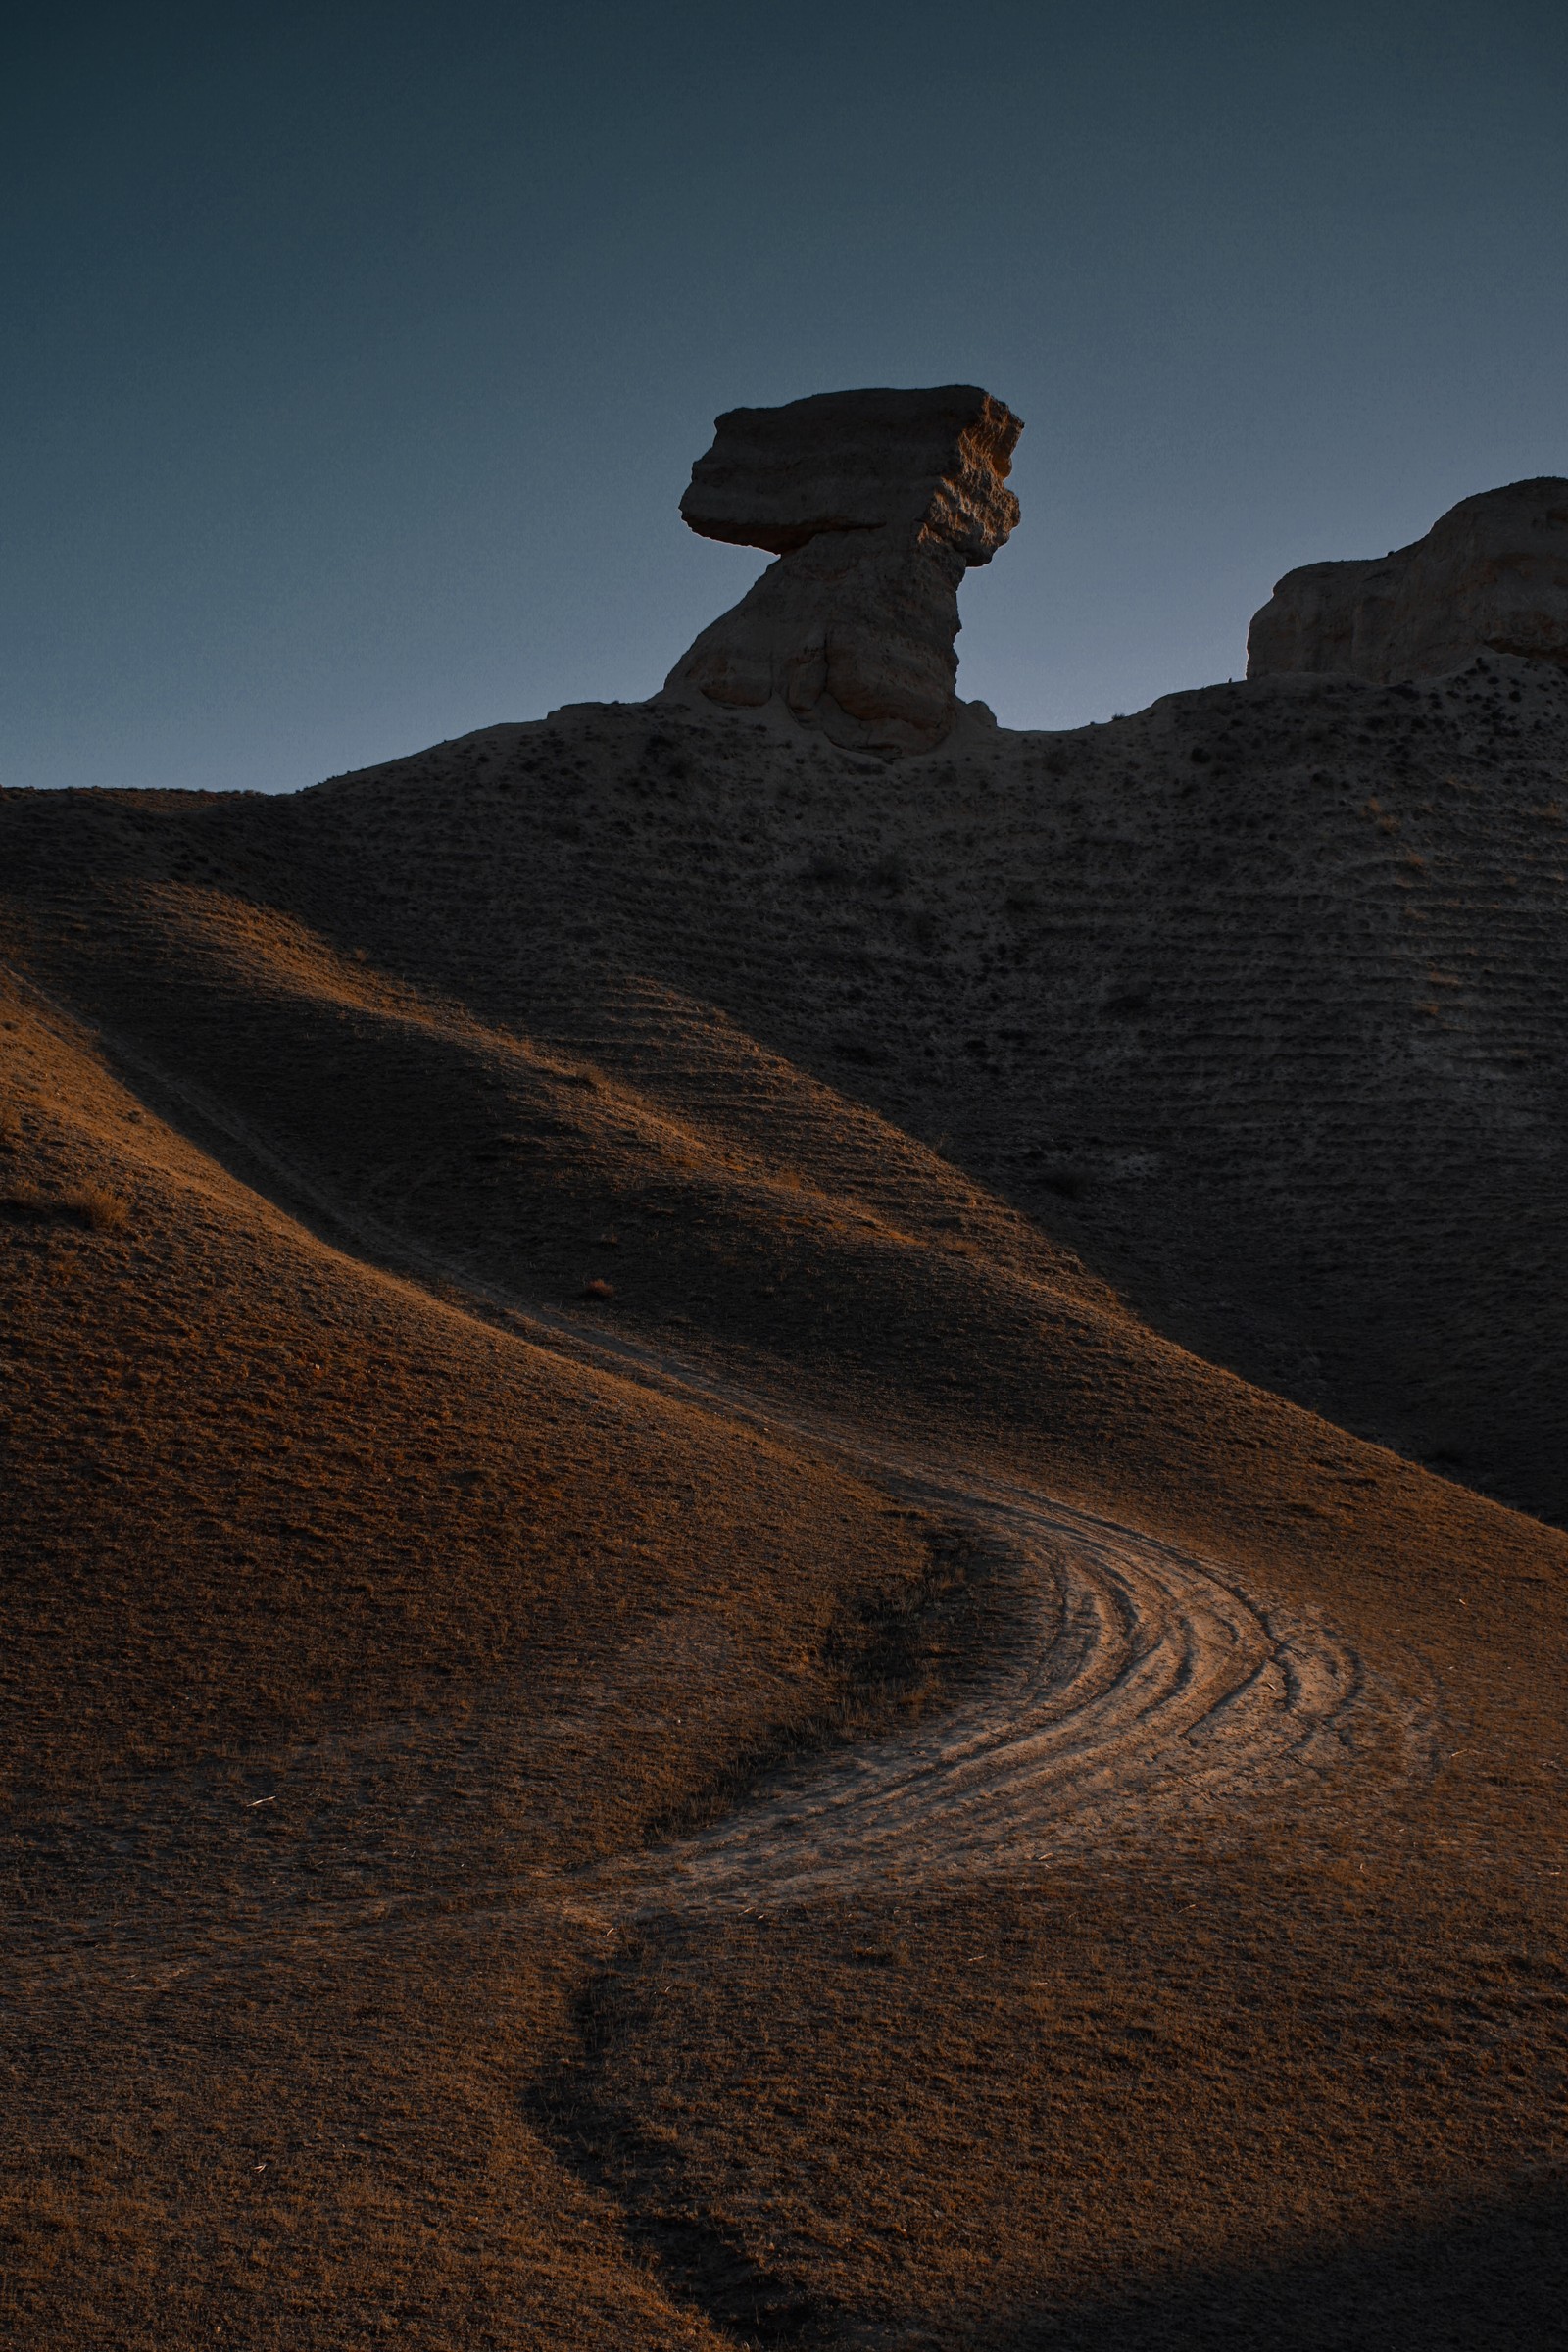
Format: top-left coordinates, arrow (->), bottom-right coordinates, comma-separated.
662,385 -> 1024,755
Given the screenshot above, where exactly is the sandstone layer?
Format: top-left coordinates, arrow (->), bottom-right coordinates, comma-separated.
662,384 -> 1023,754
1248,475 -> 1568,683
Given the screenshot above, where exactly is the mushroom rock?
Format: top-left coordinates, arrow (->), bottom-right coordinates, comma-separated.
662,385 -> 1024,755
1247,477 -> 1568,684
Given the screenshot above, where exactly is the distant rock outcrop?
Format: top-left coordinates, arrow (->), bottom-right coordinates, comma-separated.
1248,477 -> 1568,684
662,385 -> 1023,754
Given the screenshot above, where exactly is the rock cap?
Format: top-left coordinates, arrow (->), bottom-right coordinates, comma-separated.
680,384 -> 1023,565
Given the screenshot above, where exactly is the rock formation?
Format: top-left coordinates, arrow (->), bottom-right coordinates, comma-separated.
1248,476 -> 1568,684
662,385 -> 1023,754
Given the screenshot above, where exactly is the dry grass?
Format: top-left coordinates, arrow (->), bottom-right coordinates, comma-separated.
2,656 -> 1567,2345
0,1179 -> 126,1230
65,1180 -> 127,1230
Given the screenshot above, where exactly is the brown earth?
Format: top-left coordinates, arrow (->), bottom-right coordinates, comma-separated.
1,656 -> 1565,2347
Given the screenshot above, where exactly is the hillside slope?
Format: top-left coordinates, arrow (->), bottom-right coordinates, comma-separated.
1,970 -> 981,2347
2,662 -> 1566,2348
15,646 -> 1563,1511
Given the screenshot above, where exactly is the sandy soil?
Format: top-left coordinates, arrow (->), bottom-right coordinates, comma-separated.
1,659 -> 1565,2346
616,1481 -> 1421,1919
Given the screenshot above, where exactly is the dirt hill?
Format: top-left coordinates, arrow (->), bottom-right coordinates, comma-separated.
2,658 -> 1565,2347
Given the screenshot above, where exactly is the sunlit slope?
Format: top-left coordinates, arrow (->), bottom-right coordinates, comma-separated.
0,975 -> 951,2348
1,845 -> 1560,1788
4,716 -> 1568,2350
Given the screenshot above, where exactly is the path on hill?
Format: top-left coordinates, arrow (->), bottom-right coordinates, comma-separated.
514,1308 -> 1425,1918
600,1479 -> 1408,1917
5,964 -> 1427,1924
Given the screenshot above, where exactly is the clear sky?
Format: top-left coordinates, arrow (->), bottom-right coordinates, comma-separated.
5,0 -> 1566,793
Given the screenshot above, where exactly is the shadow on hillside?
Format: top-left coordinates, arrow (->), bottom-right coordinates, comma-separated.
1016,2173 -> 1568,2351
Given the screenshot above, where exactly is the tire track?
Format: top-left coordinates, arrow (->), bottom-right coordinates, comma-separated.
598,1466 -> 1427,1917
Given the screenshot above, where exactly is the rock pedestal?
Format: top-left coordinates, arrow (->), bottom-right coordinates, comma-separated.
1248,477 -> 1568,684
662,385 -> 1023,755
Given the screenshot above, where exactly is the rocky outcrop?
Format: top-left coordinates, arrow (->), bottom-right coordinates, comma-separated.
1248,477 -> 1568,684
662,385 -> 1023,754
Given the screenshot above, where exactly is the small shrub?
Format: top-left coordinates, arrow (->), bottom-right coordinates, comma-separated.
69,1185 -> 129,1232
0,1183 -> 127,1231
581,1277 -> 615,1301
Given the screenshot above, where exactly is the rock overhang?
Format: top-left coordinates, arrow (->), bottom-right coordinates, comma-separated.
679,384 -> 1024,563
664,383 -> 1024,757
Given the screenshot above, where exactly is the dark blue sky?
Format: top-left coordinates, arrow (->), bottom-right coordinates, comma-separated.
5,1 -> 1566,792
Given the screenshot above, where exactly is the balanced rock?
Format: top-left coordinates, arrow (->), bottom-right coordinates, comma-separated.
1248,477 -> 1568,684
662,385 -> 1023,754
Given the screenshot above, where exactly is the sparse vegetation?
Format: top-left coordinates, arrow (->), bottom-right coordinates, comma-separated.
69,1182 -> 128,1231
1,1180 -> 127,1231
3,656 -> 1567,2346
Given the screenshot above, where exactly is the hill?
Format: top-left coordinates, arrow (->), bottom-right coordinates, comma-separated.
2,653 -> 1566,2347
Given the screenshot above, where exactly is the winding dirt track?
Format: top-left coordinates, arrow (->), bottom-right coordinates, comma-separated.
493,1288 -> 1427,1920
603,1463 -> 1426,1918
